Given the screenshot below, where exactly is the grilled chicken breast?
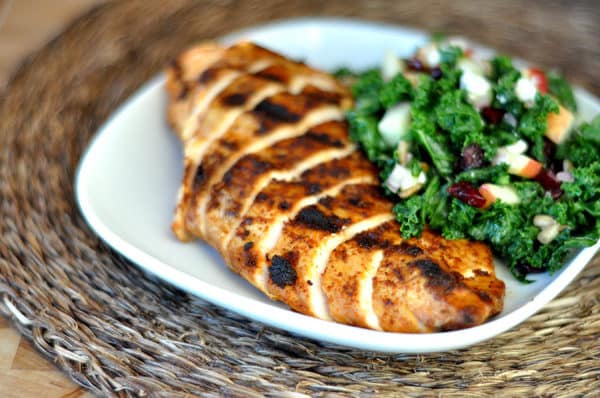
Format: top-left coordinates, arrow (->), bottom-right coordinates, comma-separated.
167,41 -> 505,332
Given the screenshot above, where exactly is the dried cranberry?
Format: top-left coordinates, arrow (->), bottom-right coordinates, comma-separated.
534,168 -> 563,199
543,138 -> 557,167
448,182 -> 487,208
459,144 -> 485,171
431,67 -> 443,80
406,58 -> 426,72
515,263 -> 547,276
481,107 -> 505,125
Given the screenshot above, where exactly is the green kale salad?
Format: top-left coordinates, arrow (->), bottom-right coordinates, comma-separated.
337,37 -> 600,281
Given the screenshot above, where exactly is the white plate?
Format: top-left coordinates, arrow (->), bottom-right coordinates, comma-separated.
75,18 -> 600,353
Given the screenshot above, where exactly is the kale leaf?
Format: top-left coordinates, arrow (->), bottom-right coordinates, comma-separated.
547,70 -> 578,112
351,70 -> 384,114
379,74 -> 414,109
347,112 -> 389,164
556,115 -> 600,167
393,196 -> 424,238
518,94 -> 559,163
435,90 -> 484,147
410,109 -> 456,176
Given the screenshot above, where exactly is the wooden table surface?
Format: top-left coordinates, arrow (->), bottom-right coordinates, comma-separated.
1,3 -> 103,396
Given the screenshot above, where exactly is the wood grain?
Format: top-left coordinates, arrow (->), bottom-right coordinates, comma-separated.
0,0 -> 104,87
0,317 -> 96,398
0,3 -> 103,396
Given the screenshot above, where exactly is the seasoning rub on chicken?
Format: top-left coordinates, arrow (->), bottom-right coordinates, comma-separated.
166,41 -> 505,332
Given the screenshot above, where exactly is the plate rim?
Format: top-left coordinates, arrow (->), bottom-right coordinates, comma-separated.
75,17 -> 600,353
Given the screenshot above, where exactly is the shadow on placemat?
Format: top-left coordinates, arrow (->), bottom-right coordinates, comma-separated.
0,1 -> 599,396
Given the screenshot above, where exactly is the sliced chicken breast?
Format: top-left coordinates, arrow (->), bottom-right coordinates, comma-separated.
226,152 -> 379,293
203,120 -> 355,252
166,41 -> 506,333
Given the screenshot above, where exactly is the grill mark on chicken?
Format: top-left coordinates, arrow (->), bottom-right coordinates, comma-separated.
400,242 -> 424,256
168,59 -> 189,100
192,165 -> 205,192
254,63 -> 348,97
253,98 -> 303,124
168,41 -> 506,332
220,92 -> 249,107
294,207 -> 350,233
198,67 -> 220,84
269,253 -> 299,288
180,69 -> 243,142
255,64 -> 294,84
408,258 -> 463,293
170,58 -> 183,79
203,121 -> 355,251
301,85 -> 345,105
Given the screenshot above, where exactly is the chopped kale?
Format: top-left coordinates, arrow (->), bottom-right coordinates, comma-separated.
518,94 -> 559,163
346,112 -> 389,165
393,196 -> 424,238
556,115 -> 600,167
455,165 -> 510,185
379,74 -> 414,108
439,46 -> 464,65
410,110 -> 455,176
435,90 -> 484,147
547,70 -> 578,112
491,56 -> 524,117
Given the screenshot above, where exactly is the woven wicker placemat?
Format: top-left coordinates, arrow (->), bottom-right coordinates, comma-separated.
1,1 -> 599,396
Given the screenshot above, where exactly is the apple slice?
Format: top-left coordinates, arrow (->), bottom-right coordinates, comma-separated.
381,50 -> 405,82
493,151 -> 542,178
479,183 -> 521,207
378,102 -> 411,147
523,68 -> 548,94
545,103 -> 574,144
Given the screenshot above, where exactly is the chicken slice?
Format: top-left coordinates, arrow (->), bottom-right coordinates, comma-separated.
172,74 -> 285,240
185,90 -> 347,239
167,41 -> 346,140
372,230 -> 502,332
226,152 -> 378,293
265,184 -> 395,320
203,120 -> 356,252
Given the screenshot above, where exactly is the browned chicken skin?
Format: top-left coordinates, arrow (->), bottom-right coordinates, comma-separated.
167,41 -> 505,332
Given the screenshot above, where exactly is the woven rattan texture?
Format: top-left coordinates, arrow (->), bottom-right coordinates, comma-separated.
1,1 -> 599,396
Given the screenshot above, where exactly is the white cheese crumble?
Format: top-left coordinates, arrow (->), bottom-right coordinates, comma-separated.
515,76 -> 538,107
460,70 -> 492,108
385,163 -> 426,194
